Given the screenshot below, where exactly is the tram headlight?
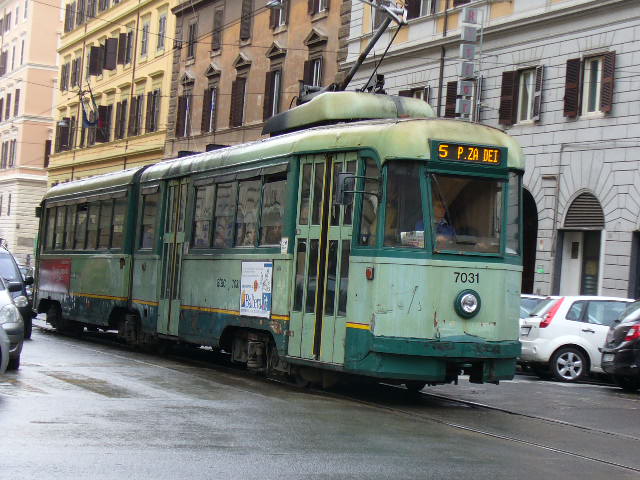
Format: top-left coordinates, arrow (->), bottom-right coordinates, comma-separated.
454,289 -> 481,318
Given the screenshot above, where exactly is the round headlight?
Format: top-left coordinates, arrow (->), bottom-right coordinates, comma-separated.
0,303 -> 21,325
13,295 -> 28,308
454,289 -> 481,318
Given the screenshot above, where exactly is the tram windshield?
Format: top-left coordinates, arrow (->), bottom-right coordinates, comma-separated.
430,174 -> 502,253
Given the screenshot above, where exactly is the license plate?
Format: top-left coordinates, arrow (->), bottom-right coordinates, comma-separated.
603,353 -> 614,363
520,326 -> 531,336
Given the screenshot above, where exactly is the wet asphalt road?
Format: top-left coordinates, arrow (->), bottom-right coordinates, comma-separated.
1,324 -> 639,479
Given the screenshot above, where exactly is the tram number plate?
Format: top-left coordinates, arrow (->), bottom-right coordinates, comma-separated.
453,272 -> 479,283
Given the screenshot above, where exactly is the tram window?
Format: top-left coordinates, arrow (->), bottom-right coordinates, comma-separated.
86,203 -> 100,250
97,200 -> 113,249
192,184 -> 215,248
384,162 -> 424,248
140,192 -> 159,249
306,239 -> 319,313
45,207 -> 55,251
74,203 -> 88,249
111,198 -> 127,249
64,204 -> 76,249
358,158 -> 380,246
343,160 -> 357,225
54,206 -> 66,250
506,172 -> 520,255
213,182 -> 237,248
325,240 -> 338,315
260,177 -> 286,246
299,163 -> 312,225
235,179 -> 260,247
430,174 -> 503,254
293,239 -> 306,311
338,240 -> 350,316
311,162 -> 325,225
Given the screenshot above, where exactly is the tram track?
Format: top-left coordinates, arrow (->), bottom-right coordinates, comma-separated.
35,322 -> 640,473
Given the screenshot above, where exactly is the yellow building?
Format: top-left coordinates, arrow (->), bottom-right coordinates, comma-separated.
49,0 -> 176,186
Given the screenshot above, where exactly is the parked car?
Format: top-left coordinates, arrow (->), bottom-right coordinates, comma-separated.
520,294 -> 548,319
519,296 -> 633,382
601,301 -> 640,392
0,249 -> 35,339
0,276 -> 25,370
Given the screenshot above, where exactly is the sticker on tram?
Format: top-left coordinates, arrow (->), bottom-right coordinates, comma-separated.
435,142 -> 501,165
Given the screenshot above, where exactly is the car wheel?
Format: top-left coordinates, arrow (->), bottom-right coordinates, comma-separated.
24,317 -> 32,339
7,356 -> 20,370
614,375 -> 640,393
551,347 -> 588,383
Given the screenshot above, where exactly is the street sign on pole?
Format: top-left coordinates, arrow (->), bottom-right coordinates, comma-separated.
459,61 -> 475,78
460,43 -> 476,60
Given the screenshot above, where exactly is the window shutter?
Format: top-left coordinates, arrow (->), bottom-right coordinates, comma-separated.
212,9 -> 223,50
96,105 -> 109,143
308,0 -> 314,14
563,58 -> 581,118
269,5 -> 277,29
114,101 -> 122,139
302,60 -> 312,85
0,99 -> 4,122
600,51 -> 615,113
59,117 -> 70,150
44,140 -> 51,168
54,124 -> 61,153
200,88 -> 212,133
145,92 -> 153,133
263,71 -> 274,121
283,0 -> 290,24
498,70 -> 517,126
5,93 -> 10,118
325,0 -> 331,12
127,96 -> 137,136
444,81 -> 457,118
13,89 -> 19,116
89,45 -> 102,75
76,0 -> 85,26
406,0 -> 420,19
240,0 -> 252,41
175,96 -> 186,137
117,32 -> 126,64
64,4 -> 71,32
398,90 -> 412,97
230,77 -> 246,127
126,31 -> 133,63
104,37 -> 118,70
532,65 -> 544,122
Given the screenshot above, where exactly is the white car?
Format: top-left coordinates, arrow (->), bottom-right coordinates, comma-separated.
519,296 -> 633,382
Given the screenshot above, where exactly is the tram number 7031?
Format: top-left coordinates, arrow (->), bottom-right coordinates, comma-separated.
454,272 -> 480,284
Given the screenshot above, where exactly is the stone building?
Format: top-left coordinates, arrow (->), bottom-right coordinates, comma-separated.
165,0 -> 346,156
49,0 -> 177,186
343,0 -> 640,297
0,0 -> 59,264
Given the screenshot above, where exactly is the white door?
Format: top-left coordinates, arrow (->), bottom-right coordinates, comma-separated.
560,231 -> 582,295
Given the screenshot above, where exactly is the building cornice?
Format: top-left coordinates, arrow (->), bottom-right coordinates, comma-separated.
172,0 -> 215,16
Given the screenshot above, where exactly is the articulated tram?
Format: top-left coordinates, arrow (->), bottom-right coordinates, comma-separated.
35,92 -> 524,389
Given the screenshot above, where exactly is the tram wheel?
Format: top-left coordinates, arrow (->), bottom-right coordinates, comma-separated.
405,381 -> 426,393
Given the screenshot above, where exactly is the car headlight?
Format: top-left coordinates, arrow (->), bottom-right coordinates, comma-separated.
454,289 -> 481,318
0,304 -> 21,325
13,295 -> 28,308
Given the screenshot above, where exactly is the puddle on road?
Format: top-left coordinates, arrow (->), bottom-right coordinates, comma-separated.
46,371 -> 136,398
0,377 -> 48,396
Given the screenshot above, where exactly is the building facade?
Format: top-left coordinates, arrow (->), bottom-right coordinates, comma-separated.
0,0 -> 59,264
49,0 -> 177,185
165,0 -> 346,157
344,0 -> 640,297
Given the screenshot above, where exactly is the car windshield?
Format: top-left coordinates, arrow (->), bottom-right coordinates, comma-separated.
616,301 -> 640,325
521,297 -> 544,315
528,298 -> 557,317
0,255 -> 21,282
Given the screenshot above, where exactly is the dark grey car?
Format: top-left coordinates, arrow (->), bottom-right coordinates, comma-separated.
601,301 -> 640,392
0,249 -> 35,339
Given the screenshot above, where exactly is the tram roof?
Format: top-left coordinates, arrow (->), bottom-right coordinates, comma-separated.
44,166 -> 146,201
141,117 -> 524,183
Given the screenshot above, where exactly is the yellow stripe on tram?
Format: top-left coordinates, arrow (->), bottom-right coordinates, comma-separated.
271,314 -> 290,321
346,322 -> 370,330
74,292 -> 128,302
181,305 -> 240,316
133,299 -> 159,307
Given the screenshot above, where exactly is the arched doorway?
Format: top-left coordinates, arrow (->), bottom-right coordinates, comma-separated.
558,192 -> 604,295
522,189 -> 538,294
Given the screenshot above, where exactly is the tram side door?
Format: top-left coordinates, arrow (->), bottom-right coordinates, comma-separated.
158,178 -> 189,337
290,152 -> 356,363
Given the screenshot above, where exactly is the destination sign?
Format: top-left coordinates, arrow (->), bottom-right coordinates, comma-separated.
436,142 -> 501,165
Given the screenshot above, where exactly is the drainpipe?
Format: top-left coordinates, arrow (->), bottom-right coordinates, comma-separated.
436,1 -> 450,117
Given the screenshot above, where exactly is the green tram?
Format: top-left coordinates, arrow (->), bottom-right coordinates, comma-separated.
35,92 -> 524,388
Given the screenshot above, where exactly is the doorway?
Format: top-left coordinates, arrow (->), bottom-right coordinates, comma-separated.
521,189 -> 538,293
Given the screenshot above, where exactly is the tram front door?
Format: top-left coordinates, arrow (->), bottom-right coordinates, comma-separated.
158,178 -> 189,337
290,152 -> 356,363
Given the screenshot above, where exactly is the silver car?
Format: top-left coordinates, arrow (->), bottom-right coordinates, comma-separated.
0,277 -> 24,370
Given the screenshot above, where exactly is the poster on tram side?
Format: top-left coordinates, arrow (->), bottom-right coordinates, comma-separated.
240,262 -> 273,318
